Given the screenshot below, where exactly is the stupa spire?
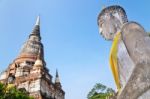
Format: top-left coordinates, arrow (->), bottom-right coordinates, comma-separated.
30,16 -> 41,37
18,16 -> 43,60
55,69 -> 62,89
35,15 -> 40,26
55,69 -> 60,83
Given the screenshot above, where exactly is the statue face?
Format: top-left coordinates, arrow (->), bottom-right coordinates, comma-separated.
98,5 -> 128,40
100,13 -> 122,40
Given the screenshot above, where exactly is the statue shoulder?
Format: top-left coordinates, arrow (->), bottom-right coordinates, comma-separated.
120,21 -> 150,63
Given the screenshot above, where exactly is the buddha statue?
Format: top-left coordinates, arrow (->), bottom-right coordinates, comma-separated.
98,5 -> 150,99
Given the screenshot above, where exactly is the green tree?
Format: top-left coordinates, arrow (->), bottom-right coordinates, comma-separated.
87,83 -> 115,99
147,32 -> 150,36
0,83 -> 33,99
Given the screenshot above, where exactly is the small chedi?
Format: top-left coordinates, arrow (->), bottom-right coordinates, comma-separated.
0,16 -> 65,99
97,5 -> 150,99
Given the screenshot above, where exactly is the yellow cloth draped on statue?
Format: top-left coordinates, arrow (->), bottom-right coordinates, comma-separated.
109,32 -> 121,92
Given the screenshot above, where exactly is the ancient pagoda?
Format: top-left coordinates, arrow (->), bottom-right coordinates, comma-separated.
0,16 -> 65,99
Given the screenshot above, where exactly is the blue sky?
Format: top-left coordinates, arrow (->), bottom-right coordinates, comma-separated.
0,0 -> 150,99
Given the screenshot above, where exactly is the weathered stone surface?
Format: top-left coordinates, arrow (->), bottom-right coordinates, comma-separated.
117,40 -> 135,88
0,17 -> 65,99
97,5 -> 133,89
97,5 -> 128,40
97,5 -> 150,99
117,22 -> 150,99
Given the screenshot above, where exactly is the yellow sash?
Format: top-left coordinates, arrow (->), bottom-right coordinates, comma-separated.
109,32 -> 121,92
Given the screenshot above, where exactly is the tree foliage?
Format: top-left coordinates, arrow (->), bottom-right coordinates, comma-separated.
87,83 -> 115,99
0,83 -> 33,99
147,32 -> 150,36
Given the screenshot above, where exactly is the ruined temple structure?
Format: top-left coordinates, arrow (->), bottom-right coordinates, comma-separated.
0,16 -> 65,99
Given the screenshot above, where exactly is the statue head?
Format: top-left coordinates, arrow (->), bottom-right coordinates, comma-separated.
97,5 -> 128,40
